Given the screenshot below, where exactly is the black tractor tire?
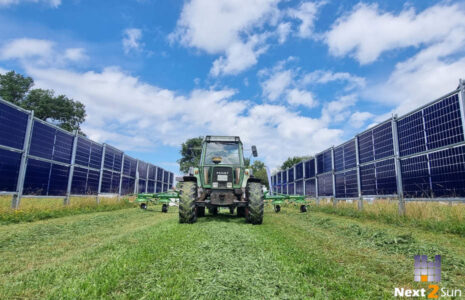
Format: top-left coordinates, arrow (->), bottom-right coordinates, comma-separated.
197,206 -> 205,217
178,181 -> 197,223
140,203 -> 147,210
208,207 -> 218,215
229,207 -> 235,214
274,205 -> 281,213
300,205 -> 307,213
162,204 -> 168,213
237,206 -> 246,217
246,181 -> 264,225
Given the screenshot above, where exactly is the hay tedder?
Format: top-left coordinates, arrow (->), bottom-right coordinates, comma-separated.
135,191 -> 180,212
264,191 -> 308,213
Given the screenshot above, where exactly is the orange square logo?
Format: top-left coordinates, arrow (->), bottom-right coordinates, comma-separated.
421,275 -> 428,282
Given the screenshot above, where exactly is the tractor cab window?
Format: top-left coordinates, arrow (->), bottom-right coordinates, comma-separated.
204,142 -> 241,165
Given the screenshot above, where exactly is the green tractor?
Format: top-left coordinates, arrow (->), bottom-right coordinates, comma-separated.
178,136 -> 264,224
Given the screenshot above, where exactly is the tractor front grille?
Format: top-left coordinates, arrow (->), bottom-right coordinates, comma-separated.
213,167 -> 232,188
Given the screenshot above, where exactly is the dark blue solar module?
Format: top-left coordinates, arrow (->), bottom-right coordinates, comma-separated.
74,138 -> 103,169
282,170 -> 287,184
360,163 -> 376,195
317,174 -> 333,196
295,180 -> 303,195
71,167 -> 87,194
397,111 -> 426,156
277,172 -> 282,184
169,173 -> 174,185
317,150 -> 332,174
334,145 -> 344,172
375,159 -> 397,195
424,93 -> 464,150
358,131 -> 374,164
23,159 -> 50,195
121,176 -> 135,195
48,164 -> 69,195
0,148 -> 21,191
344,140 -> 357,170
335,173 -> 345,198
156,181 -> 162,193
157,167 -> 163,181
148,165 -> 156,180
0,101 -> 29,150
138,162 -> 148,179
345,170 -> 358,197
373,122 -> 394,160
147,180 -> 155,193
401,155 -> 431,198
29,121 -> 55,160
295,162 -> 303,180
123,157 -> 137,177
288,183 -> 294,195
429,146 -> 465,197
163,183 -> 169,192
104,147 -> 123,172
138,179 -> 146,193
277,185 -> 281,194
288,168 -> 294,182
304,159 -> 315,178
305,178 -> 316,196
101,170 -> 120,193
52,130 -> 73,164
86,169 -> 100,194
163,170 -> 169,183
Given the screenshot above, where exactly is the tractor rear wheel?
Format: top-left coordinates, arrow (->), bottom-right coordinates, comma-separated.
246,181 -> 264,225
179,181 -> 197,223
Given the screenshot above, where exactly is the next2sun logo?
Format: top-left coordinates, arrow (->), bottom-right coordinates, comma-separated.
394,255 -> 462,298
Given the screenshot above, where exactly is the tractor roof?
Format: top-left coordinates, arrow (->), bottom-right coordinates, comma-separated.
205,136 -> 241,143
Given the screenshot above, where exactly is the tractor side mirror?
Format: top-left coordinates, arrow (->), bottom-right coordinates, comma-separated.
252,145 -> 258,157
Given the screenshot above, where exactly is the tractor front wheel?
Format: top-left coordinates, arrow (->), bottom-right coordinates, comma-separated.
246,181 -> 264,225
179,181 -> 197,223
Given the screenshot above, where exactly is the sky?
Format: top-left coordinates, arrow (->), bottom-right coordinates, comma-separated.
1,0 -> 465,175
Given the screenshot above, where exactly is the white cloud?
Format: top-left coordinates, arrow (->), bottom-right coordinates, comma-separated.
301,70 -> 365,90
276,22 -> 291,44
321,94 -> 357,124
0,0 -> 60,7
288,1 -> 324,38
63,48 -> 87,62
0,66 -> 8,74
261,69 -> 293,101
122,28 -> 143,54
349,111 -> 373,128
286,88 -> 317,108
326,3 -> 465,64
0,38 -> 54,60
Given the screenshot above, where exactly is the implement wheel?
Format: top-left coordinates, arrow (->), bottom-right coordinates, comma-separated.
179,181 -> 197,224
300,205 -> 307,213
274,205 -> 281,213
162,204 -> 168,213
140,203 -> 147,210
246,181 -> 264,225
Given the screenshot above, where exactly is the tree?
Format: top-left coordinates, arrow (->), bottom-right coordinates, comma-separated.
280,156 -> 312,170
0,71 -> 33,105
250,160 -> 269,187
0,71 -> 87,134
177,137 -> 203,173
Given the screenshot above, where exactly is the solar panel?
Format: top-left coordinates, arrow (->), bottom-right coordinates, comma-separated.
304,159 -> 315,178
305,178 -> 316,196
138,179 -> 146,193
156,181 -> 162,193
282,170 -> 287,184
71,167 -> 87,194
104,147 -> 123,172
360,163 -> 376,195
101,170 -> 120,193
0,148 -> 21,191
334,146 -> 344,172
48,164 -> 69,195
277,172 -> 281,184
157,167 -> 163,181
424,93 -> 464,150
147,180 -> 155,193
295,162 -> 303,180
317,150 -> 332,174
373,122 -> 394,160
0,101 -> 29,150
429,146 -> 465,197
163,170 -> 169,183
288,168 -> 294,183
121,176 -> 135,195
29,121 -> 55,160
335,173 -> 345,198
358,131 -> 374,164
375,159 -> 397,195
138,161 -> 148,179
288,183 -> 294,195
345,170 -> 358,197
163,183 -> 169,192
401,155 -> 431,198
397,111 -> 426,156
123,157 -> 137,177
148,165 -> 156,180
317,174 -> 333,196
295,180 -> 303,195
277,185 -> 281,194
89,143 -> 103,169
344,140 -> 357,169
23,159 -> 69,195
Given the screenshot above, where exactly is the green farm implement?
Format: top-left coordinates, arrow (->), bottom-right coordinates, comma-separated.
264,191 -> 308,213
135,191 -> 180,213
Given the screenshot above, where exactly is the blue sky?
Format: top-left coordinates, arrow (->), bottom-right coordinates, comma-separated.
1,0 -> 465,174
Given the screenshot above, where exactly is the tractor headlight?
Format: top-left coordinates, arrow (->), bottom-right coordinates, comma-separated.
227,182 -> 232,188
212,182 -> 218,188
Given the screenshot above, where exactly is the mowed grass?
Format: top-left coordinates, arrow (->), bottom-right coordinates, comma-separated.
1,205 -> 465,299
311,199 -> 465,236
0,195 -> 134,224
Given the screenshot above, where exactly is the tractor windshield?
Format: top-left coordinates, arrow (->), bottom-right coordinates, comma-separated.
204,142 -> 241,165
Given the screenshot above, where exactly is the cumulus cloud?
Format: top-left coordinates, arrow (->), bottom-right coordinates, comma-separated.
261,69 -> 293,101
349,111 -> 374,128
288,1 -> 325,38
301,70 -> 365,90
326,3 -> 465,64
0,0 -> 60,7
122,28 -> 143,54
286,88 -> 317,108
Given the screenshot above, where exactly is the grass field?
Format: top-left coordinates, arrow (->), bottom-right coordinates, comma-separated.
1,204 -> 465,299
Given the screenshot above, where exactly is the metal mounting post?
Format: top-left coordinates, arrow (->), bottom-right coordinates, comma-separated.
65,131 -> 78,205
118,154 -> 125,200
355,136 -> 363,210
97,144 -> 107,204
315,157 -> 319,205
331,147 -> 337,207
392,116 -> 405,216
134,160 -> 139,194
145,164 -> 149,193
459,79 -> 465,141
11,110 -> 34,209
